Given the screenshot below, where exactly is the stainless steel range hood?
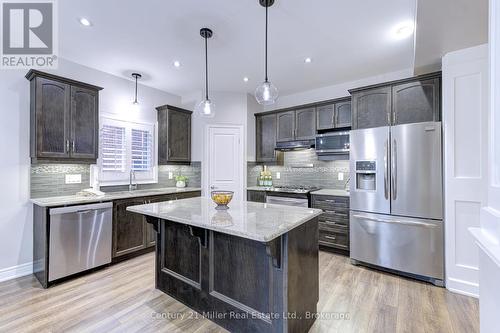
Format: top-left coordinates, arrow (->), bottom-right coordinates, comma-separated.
275,140 -> 315,151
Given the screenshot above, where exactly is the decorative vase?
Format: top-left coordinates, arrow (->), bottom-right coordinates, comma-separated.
176,180 -> 186,188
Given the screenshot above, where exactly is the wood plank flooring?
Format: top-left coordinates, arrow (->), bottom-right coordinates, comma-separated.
0,251 -> 478,333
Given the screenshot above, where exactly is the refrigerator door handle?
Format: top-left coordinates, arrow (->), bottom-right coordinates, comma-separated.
392,138 -> 397,200
352,214 -> 438,228
384,139 -> 389,200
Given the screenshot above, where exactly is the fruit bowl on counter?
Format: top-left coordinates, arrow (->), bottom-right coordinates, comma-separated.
211,191 -> 234,210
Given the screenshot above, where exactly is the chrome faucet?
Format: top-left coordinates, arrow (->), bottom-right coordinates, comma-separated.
129,170 -> 137,191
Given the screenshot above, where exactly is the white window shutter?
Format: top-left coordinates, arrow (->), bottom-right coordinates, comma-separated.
131,128 -> 152,171
100,125 -> 126,172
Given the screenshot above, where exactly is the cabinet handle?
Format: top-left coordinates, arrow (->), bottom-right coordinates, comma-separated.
168,148 -> 171,158
387,111 -> 391,125
72,141 -> 75,152
66,140 -> 70,153
393,111 -> 396,124
324,235 -> 336,241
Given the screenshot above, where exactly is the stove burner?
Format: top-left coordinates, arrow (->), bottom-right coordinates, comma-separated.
271,185 -> 319,194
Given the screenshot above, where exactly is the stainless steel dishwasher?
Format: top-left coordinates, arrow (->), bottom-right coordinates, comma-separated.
48,202 -> 113,281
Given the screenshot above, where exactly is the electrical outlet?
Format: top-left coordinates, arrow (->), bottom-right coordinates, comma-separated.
338,172 -> 344,181
276,172 -> 281,179
65,174 -> 82,184
168,172 -> 173,179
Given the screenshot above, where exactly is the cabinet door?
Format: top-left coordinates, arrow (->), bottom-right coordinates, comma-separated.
70,86 -> 98,160
352,87 -> 391,129
247,190 -> 266,203
256,114 -> 277,162
335,100 -> 352,128
295,107 -> 316,140
392,78 -> 440,125
316,103 -> 335,130
35,78 -> 71,159
167,109 -> 191,162
113,198 -> 147,257
276,111 -> 296,142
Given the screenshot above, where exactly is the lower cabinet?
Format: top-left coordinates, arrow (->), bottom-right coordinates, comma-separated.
112,191 -> 201,259
247,190 -> 267,203
311,194 -> 350,254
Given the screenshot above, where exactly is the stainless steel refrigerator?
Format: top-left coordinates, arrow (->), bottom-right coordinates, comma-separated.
349,121 -> 444,286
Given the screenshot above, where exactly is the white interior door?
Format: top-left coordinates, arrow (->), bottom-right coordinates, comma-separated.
205,125 -> 244,202
443,45 -> 488,297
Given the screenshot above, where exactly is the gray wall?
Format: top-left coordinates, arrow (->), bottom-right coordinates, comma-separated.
31,163 -> 202,198
248,149 -> 350,189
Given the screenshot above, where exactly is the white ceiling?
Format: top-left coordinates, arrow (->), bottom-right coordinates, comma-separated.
60,0 -> 417,97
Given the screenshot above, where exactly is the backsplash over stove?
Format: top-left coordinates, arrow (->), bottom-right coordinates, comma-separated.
248,149 -> 350,189
31,162 -> 202,198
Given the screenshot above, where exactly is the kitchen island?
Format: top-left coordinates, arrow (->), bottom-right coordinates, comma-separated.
127,197 -> 322,333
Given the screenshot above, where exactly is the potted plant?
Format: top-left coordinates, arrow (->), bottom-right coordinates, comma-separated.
175,175 -> 188,188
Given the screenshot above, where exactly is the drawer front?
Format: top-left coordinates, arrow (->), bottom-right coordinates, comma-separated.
319,221 -> 348,233
319,228 -> 349,250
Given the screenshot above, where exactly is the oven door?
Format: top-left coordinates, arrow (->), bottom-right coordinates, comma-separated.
315,132 -> 350,155
266,195 -> 309,208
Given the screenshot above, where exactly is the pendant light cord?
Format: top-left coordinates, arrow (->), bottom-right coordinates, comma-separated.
134,75 -> 138,103
265,0 -> 268,82
205,36 -> 209,100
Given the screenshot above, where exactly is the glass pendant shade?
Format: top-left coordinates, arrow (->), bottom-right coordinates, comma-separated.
195,98 -> 215,118
255,80 -> 278,105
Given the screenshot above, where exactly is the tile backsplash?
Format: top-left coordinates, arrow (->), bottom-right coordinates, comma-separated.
30,162 -> 202,198
248,149 -> 350,189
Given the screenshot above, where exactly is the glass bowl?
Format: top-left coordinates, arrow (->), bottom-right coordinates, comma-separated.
211,191 -> 234,210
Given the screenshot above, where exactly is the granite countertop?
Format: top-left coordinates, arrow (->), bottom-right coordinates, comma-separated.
127,197 -> 323,242
246,186 -> 272,192
30,187 -> 202,207
310,189 -> 350,197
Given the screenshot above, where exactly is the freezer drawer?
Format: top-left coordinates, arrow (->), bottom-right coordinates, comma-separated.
49,202 -> 113,281
350,211 -> 444,280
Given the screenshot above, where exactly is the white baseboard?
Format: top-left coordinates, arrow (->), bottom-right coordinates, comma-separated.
446,277 -> 479,298
0,262 -> 33,283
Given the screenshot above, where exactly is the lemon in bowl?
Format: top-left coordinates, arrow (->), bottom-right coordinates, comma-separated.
211,191 -> 234,210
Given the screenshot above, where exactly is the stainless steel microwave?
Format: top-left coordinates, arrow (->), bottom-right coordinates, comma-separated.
315,131 -> 350,155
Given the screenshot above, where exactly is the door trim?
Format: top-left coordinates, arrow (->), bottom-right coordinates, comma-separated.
203,124 -> 246,199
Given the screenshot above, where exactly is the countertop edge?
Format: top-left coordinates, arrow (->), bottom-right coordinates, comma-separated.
127,204 -> 323,242
469,227 -> 500,268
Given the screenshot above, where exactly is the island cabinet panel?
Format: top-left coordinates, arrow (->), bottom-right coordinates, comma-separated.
157,105 -> 192,164
27,70 -> 102,163
255,113 -> 277,162
152,217 -> 319,333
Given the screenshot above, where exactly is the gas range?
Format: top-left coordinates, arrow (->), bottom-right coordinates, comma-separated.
269,185 -> 319,194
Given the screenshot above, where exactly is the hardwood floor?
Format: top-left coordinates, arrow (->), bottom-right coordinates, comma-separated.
0,251 -> 478,333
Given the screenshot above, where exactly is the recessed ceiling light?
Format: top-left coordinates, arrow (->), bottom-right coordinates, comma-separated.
392,21 -> 414,40
173,60 -> 181,68
243,77 -> 249,82
304,57 -> 312,63
79,17 -> 91,27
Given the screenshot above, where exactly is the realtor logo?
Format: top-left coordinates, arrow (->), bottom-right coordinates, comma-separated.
1,0 -> 58,68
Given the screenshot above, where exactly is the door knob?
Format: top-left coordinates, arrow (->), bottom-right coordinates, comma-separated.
210,185 -> 216,190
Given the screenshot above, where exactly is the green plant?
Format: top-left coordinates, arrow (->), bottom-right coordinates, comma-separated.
175,175 -> 188,182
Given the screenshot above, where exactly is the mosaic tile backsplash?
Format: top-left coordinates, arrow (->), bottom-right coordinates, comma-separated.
247,149 -> 350,189
31,162 -> 202,198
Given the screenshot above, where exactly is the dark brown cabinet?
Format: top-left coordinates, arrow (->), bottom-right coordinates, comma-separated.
247,190 -> 267,203
392,78 -> 440,125
316,98 -> 352,130
27,70 -> 102,163
295,107 -> 316,140
312,194 -> 350,254
276,111 -> 296,142
255,113 -> 277,162
157,105 -> 192,164
112,191 -> 201,259
351,86 -> 392,130
350,72 -> 441,130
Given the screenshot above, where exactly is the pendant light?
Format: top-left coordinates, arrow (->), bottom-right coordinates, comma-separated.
131,72 -> 142,110
255,0 -> 278,105
195,28 -> 215,118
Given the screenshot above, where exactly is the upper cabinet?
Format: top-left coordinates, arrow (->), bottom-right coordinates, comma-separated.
156,105 -> 192,164
276,111 -> 296,142
350,72 -> 441,130
26,70 -> 102,163
317,98 -> 351,130
392,78 -> 441,125
255,113 -> 277,162
295,107 -> 316,140
351,86 -> 392,129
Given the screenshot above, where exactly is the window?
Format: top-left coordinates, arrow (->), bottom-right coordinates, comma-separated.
99,117 -> 157,185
